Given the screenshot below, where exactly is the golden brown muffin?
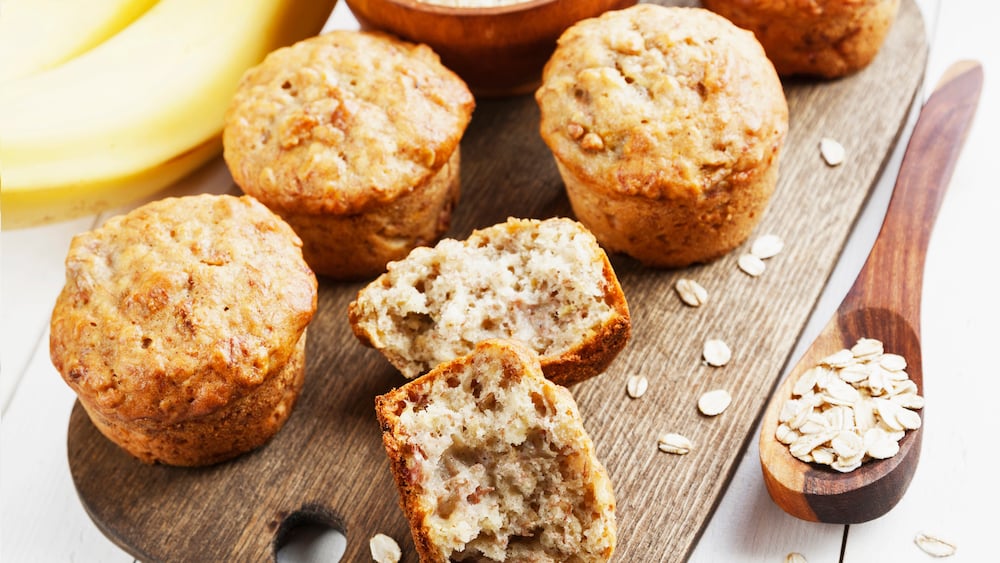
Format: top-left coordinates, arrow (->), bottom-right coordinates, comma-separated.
223,30 -> 475,280
50,194 -> 318,466
349,217 -> 631,386
536,5 -> 788,268
376,339 -> 617,562
702,0 -> 900,78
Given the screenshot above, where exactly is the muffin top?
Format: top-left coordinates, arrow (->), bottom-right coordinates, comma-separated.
535,5 -> 788,200
701,0 -> 899,78
223,31 -> 475,216
50,194 -> 318,423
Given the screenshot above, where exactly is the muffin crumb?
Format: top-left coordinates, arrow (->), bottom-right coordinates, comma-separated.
349,217 -> 631,386
376,339 -> 616,562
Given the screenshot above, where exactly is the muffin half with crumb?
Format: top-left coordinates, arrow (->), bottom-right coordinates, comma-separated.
348,216 -> 631,386
376,338 -> 617,562
50,194 -> 318,466
224,30 -> 475,279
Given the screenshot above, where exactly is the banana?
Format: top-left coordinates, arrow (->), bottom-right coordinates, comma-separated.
0,0 -> 159,81
0,0 -> 337,229
3,137 -> 223,229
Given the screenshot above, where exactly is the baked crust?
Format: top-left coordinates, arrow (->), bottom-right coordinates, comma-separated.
279,147 -> 461,280
703,0 -> 900,78
375,339 -> 617,562
536,5 -> 788,267
50,194 -> 317,465
224,30 -> 474,216
79,332 -> 307,466
223,31 -> 474,279
348,217 -> 631,386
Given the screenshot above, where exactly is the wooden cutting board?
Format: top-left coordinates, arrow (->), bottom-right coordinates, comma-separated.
67,1 -> 927,560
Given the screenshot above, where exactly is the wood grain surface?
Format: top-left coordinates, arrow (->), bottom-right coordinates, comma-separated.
67,1 -> 927,561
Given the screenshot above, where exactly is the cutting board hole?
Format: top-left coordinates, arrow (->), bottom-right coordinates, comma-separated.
275,508 -> 346,563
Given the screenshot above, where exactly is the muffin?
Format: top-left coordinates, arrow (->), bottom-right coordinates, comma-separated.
50,194 -> 318,466
376,339 -> 617,562
535,5 -> 788,268
223,30 -> 475,279
349,217 -> 631,386
702,0 -> 900,78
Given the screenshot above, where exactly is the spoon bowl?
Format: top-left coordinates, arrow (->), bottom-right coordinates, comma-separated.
759,60 -> 982,523
760,308 -> 923,523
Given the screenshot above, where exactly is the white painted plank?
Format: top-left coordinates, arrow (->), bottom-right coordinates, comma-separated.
846,2 -> 999,560
1,215 -> 96,413
688,440 -> 846,562
322,0 -> 361,33
0,325 -> 132,562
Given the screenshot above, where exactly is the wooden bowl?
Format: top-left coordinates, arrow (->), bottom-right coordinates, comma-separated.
343,0 -> 637,96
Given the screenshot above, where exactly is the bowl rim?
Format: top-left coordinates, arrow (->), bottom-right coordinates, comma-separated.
350,0 -> 564,16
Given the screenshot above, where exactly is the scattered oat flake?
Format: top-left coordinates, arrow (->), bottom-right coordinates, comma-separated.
703,339 -> 732,367
785,551 -> 808,563
738,253 -> 766,276
751,234 -> 784,259
820,137 -> 845,166
626,375 -> 648,399
370,533 -> 402,563
675,278 -> 708,307
657,432 -> 694,455
698,389 -> 732,416
914,532 -> 957,558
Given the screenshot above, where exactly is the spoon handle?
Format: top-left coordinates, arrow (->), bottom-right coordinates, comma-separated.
843,61 -> 983,321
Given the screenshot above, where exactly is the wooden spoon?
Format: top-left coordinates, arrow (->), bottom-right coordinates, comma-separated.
759,60 -> 983,524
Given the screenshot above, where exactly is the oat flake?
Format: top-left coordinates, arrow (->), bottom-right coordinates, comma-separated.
750,234 -> 784,259
703,339 -> 732,367
675,278 -> 708,307
914,532 -> 957,558
776,338 -> 923,472
820,137 -> 846,166
370,533 -> 402,563
657,432 -> 694,455
626,375 -> 648,399
698,389 -> 732,416
738,253 -> 766,276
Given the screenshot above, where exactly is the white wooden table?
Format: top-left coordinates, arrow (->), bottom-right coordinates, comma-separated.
3,1 -> 997,560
